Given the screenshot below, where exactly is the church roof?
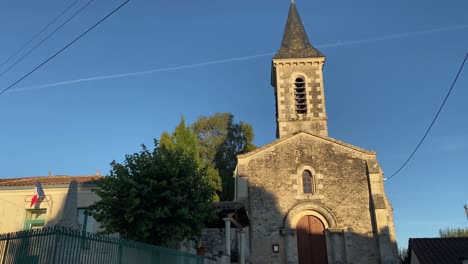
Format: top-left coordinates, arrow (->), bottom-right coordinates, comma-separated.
273,2 -> 324,59
238,130 -> 375,159
0,175 -> 101,187
409,237 -> 468,264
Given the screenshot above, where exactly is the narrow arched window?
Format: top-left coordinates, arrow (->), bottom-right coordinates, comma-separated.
294,77 -> 307,114
302,170 -> 313,194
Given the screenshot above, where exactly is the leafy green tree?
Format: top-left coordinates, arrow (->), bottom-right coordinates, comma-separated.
439,227 -> 468,237
159,118 -> 200,163
89,133 -> 215,246
192,113 -> 255,200
203,165 -> 222,201
160,118 -> 221,201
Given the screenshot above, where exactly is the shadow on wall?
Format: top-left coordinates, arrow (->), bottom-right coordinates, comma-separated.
238,184 -> 399,264
46,180 -> 80,229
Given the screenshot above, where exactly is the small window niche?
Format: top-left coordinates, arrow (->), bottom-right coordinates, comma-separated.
302,170 -> 314,194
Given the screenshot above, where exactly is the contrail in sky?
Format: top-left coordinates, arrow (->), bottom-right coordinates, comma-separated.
317,24 -> 468,48
9,24 -> 468,94
10,52 -> 275,93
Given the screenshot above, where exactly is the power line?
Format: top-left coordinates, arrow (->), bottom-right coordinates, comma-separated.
0,0 -> 130,97
0,0 -> 96,80
0,0 -> 80,70
385,52 -> 468,181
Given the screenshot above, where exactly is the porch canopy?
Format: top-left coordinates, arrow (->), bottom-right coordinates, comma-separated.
206,201 -> 249,229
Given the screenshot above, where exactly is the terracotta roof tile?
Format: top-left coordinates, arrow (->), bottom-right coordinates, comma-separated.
409,237 -> 468,264
0,175 -> 102,187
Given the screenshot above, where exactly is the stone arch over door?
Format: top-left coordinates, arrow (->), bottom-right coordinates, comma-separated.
284,202 -> 337,229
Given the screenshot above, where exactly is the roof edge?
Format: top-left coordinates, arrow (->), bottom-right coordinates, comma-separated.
0,175 -> 103,187
238,131 -> 376,159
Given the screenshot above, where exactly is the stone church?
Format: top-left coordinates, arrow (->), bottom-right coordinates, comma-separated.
233,2 -> 399,264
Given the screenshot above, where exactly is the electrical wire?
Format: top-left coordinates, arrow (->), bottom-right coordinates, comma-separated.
0,0 -> 80,70
0,0 -> 96,80
385,53 -> 468,181
0,0 -> 130,96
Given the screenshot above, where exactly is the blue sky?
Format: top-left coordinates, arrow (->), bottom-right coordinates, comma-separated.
0,0 -> 467,248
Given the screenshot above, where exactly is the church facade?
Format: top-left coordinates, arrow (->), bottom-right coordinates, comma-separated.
234,3 -> 399,264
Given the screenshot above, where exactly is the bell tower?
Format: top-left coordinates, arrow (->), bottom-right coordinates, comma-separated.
271,2 -> 328,138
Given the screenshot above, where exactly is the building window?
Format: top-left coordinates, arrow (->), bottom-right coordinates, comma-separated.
302,170 -> 313,194
294,77 -> 307,114
24,209 -> 46,230
78,208 -> 96,233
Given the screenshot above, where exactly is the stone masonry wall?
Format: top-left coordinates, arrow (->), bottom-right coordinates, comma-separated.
273,60 -> 328,137
237,134 -> 387,263
201,228 -> 239,259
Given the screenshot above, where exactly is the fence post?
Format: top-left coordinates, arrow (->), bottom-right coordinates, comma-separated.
1,233 -> 10,264
118,241 -> 123,264
51,230 -> 60,264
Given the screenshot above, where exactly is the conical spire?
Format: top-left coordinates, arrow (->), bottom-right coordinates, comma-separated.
273,2 -> 324,59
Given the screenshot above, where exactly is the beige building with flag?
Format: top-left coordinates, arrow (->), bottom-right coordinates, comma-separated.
0,174 -> 101,234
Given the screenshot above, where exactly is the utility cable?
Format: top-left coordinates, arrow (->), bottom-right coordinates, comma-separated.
0,0 -> 96,80
0,0 -> 130,96
385,52 -> 468,181
0,0 -> 80,70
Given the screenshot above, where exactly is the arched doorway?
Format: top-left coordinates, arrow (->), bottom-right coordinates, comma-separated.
296,215 -> 328,264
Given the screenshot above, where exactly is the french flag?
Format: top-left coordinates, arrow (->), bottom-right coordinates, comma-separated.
30,181 -> 45,208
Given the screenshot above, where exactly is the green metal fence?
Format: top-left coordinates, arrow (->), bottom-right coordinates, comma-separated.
0,227 -> 207,264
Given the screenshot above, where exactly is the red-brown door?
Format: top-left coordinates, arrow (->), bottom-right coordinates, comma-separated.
296,215 -> 328,264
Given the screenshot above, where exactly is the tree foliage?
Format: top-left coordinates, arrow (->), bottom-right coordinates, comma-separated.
439,227 -> 468,237
398,248 -> 410,264
159,118 -> 199,162
88,113 -> 255,245
89,122 -> 215,246
192,113 -> 255,200
160,118 -> 221,201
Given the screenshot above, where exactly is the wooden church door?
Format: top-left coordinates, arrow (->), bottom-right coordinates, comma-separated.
296,215 -> 328,264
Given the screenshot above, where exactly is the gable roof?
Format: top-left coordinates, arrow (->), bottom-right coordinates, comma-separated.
0,175 -> 102,187
273,2 -> 324,59
238,130 -> 375,159
409,237 -> 468,264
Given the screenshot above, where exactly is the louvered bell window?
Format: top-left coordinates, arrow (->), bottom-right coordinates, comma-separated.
294,77 -> 307,114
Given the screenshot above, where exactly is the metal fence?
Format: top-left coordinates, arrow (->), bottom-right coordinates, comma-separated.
0,227 -> 207,264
